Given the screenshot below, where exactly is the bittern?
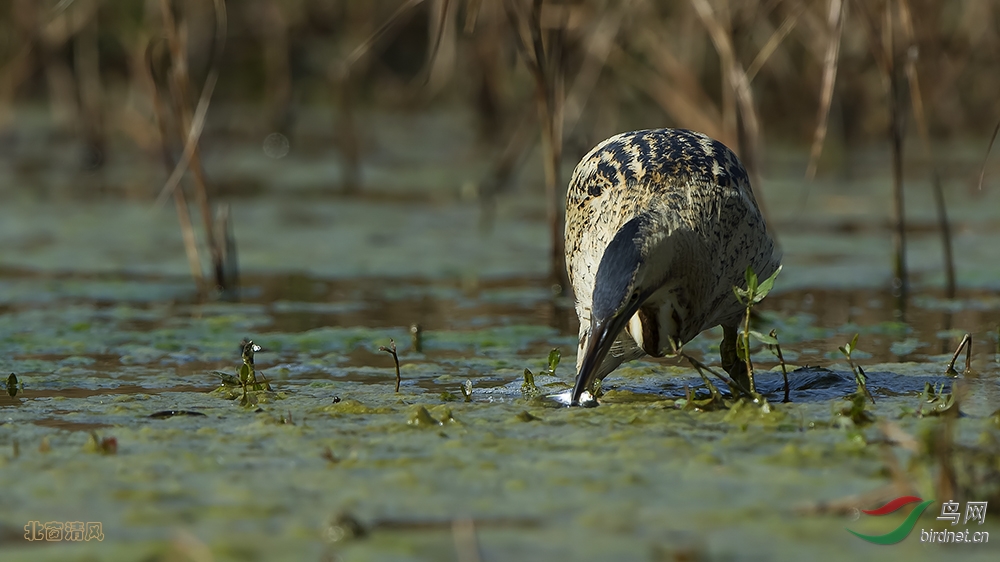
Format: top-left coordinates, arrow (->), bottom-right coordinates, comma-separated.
565,129 -> 780,406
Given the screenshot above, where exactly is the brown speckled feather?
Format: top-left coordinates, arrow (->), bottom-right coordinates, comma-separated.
565,128 -> 780,376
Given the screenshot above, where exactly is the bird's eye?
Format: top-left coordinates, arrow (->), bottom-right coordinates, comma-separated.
630,292 -> 640,303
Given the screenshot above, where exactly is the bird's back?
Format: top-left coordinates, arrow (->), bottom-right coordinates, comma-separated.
565,128 -> 779,341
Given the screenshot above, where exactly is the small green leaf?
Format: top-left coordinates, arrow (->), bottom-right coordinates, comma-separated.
838,345 -> 849,358
745,266 -> 759,297
546,348 -> 561,374
749,330 -> 779,345
850,333 -> 859,353
6,373 -> 18,398
521,368 -> 540,398
213,371 -> 241,387
239,363 -> 252,384
754,265 -> 782,301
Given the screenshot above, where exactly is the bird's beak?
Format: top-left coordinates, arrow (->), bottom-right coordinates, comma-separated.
571,312 -> 631,406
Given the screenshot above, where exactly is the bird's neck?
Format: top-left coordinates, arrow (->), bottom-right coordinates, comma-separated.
626,287 -> 684,357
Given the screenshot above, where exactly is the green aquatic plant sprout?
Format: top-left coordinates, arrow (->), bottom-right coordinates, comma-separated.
839,334 -> 874,404
915,382 -> 958,417
6,373 -> 17,398
733,265 -> 782,395
521,368 -> 541,398
379,339 -> 401,392
521,348 -> 561,399
545,348 -> 561,374
213,339 -> 275,406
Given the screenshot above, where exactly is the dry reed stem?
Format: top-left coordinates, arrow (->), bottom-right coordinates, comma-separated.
153,0 -> 226,210
898,0 -> 955,298
805,0 -> 844,181
626,17 -> 723,139
73,0 -> 103,167
884,1 -> 908,304
146,41 -> 204,289
689,0 -> 736,146
343,0 -> 425,70
853,0 -> 908,304
464,0 -> 483,33
215,204 -> 239,297
945,333 -> 972,376
338,0 -> 436,192
0,44 -> 34,130
260,0 -> 292,131
333,66 -> 361,193
562,2 -> 624,139
689,0 -> 765,219
978,121 -> 1000,191
156,0 -> 229,290
745,2 -> 804,83
156,0 -> 226,206
422,0 -> 455,92
478,103 -> 537,232
503,0 -> 569,290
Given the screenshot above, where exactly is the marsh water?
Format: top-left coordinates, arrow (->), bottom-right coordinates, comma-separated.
1,110 -> 999,561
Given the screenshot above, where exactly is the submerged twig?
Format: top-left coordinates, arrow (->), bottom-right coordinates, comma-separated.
945,333 -> 972,377
380,339 -> 401,392
681,352 -> 750,398
683,356 -> 724,405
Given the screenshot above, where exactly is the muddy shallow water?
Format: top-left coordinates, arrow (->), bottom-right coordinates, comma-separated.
1,116 -> 999,560
1,270 -> 998,562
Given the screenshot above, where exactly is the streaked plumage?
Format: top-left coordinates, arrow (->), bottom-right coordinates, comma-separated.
565,128 -> 780,405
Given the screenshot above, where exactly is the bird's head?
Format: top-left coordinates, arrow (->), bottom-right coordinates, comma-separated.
571,213 -> 668,405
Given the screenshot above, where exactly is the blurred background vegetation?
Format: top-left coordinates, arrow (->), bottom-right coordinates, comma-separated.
1,0 -> 998,291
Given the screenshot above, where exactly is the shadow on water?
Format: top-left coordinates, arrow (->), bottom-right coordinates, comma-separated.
659,367 -> 958,403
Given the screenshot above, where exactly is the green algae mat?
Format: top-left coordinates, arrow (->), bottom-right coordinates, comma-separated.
1,272 -> 998,562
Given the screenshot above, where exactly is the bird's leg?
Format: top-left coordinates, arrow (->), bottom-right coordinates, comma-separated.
721,324 -> 751,395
